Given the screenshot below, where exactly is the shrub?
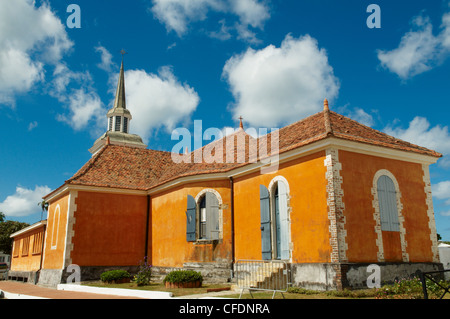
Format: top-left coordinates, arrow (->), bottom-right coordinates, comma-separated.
375,276 -> 450,299
163,270 -> 203,284
287,287 -> 318,295
134,257 -> 152,286
100,270 -> 131,283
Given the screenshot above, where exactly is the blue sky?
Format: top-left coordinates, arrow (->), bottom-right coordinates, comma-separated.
1,0 -> 450,241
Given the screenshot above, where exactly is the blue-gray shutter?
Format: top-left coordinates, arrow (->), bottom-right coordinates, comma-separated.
277,181 -> 290,260
206,192 -> 220,240
377,175 -> 400,232
260,185 -> 272,260
186,195 -> 196,241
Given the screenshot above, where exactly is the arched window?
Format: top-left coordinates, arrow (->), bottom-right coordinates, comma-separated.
186,191 -> 220,242
377,175 -> 400,232
260,177 -> 290,260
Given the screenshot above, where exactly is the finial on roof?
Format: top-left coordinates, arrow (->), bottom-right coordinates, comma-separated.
323,99 -> 329,111
323,98 -> 333,135
120,49 -> 127,62
239,116 -> 244,129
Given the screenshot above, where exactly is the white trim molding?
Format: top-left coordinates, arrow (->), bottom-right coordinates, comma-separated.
324,148 -> 347,263
63,190 -> 78,268
371,169 -> 409,262
422,164 -> 440,263
50,204 -> 61,250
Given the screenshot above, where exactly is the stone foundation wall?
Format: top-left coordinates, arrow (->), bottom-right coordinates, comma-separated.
290,262 -> 444,291
151,262 -> 233,284
8,270 -> 40,285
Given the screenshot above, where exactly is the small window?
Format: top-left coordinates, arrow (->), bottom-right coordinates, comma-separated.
199,197 -> 207,239
123,117 -> 128,133
12,241 -> 20,257
21,237 -> 30,256
115,116 -> 121,132
185,192 -> 220,242
32,231 -> 44,255
108,117 -> 113,131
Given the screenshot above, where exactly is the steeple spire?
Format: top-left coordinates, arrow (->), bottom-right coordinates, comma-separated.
113,59 -> 127,110
89,51 -> 147,155
106,52 -> 132,133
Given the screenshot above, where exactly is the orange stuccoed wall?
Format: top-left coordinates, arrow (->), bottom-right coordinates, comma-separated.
339,150 -> 434,263
42,194 -> 69,270
70,191 -> 148,267
150,180 -> 232,267
233,151 -> 331,263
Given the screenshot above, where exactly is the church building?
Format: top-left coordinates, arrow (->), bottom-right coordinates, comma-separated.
9,59 -> 444,290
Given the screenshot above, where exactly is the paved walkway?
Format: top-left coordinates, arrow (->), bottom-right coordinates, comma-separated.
0,281 -> 143,299
0,281 -> 235,299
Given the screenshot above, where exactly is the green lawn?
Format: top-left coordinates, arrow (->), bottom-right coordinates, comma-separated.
82,281 -> 376,299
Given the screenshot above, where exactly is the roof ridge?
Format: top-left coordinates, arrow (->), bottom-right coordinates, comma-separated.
256,110 -> 325,141
329,111 -> 442,157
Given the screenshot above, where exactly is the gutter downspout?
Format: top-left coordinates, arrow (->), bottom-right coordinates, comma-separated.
229,177 -> 235,278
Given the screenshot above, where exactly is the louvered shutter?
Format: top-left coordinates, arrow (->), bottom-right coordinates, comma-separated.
260,185 -> 272,260
186,195 -> 196,242
206,192 -> 220,240
278,182 -> 290,260
377,175 -> 400,231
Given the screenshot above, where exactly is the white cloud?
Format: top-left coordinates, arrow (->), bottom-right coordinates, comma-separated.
384,116 -> 450,167
57,88 -> 105,132
150,0 -> 270,42
50,62 -> 106,134
125,66 -> 200,142
0,185 -> 52,217
222,34 -> 340,128
28,121 -> 38,131
0,0 -> 73,105
229,0 -> 269,29
432,181 -> 450,216
95,45 -> 114,73
345,107 -> 375,127
432,181 -> 450,201
151,0 -> 224,36
377,12 -> 450,79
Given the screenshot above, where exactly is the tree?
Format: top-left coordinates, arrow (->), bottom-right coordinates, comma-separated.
38,200 -> 49,221
0,217 -> 29,255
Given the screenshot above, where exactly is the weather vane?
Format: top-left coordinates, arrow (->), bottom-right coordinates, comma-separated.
120,49 -> 128,62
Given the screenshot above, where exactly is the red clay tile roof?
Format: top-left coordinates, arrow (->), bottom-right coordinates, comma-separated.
63,109 -> 442,192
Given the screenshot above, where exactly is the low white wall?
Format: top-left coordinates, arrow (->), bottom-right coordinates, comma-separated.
57,283 -> 173,299
438,244 -> 450,280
